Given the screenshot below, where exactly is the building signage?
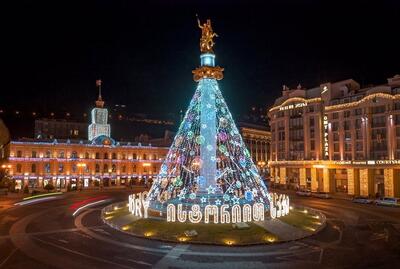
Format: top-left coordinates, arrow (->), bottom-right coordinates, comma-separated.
279,102 -> 307,111
323,115 -> 329,158
333,160 -> 400,165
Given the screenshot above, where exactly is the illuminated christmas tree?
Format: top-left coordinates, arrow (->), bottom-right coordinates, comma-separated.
148,19 -> 270,210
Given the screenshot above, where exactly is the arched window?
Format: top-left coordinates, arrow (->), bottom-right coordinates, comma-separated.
17,151 -> 22,158
132,153 -> 137,160
152,154 -> 157,160
112,153 -> 117,159
132,165 -> 137,173
71,151 -> 78,159
31,151 -> 37,158
58,163 -> 64,173
112,164 -> 116,172
44,163 -> 51,173
72,164 -> 77,173
58,151 -> 65,158
95,164 -> 100,173
16,164 -> 22,173
45,150 -> 51,158
85,152 -> 90,159
142,154 -> 147,160
95,152 -> 100,159
104,153 -> 109,159
103,164 -> 109,173
122,154 -> 126,160
31,164 -> 36,173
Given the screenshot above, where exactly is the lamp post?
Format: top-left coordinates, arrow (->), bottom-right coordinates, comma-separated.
77,163 -> 86,191
0,164 -> 12,190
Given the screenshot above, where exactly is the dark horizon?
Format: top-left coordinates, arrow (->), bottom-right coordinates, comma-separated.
2,0 -> 400,119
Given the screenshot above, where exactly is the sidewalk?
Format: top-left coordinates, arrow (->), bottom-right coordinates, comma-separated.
271,188 -> 354,201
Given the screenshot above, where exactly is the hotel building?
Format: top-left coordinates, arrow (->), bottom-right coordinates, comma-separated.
268,75 -> 400,198
1,89 -> 169,191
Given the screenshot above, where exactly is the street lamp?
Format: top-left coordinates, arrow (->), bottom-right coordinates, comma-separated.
0,164 -> 12,190
77,163 -> 86,190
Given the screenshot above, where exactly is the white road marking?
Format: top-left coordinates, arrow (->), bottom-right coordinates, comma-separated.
153,244 -> 189,269
0,248 -> 18,268
33,237 -> 133,269
115,256 -> 152,267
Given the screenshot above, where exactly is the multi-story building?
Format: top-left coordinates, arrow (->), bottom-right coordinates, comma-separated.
35,118 -> 88,140
2,87 -> 169,192
238,122 -> 271,176
268,75 -> 400,198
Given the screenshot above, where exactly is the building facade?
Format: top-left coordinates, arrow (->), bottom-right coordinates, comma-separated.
238,123 -> 271,176
2,86 -> 169,192
268,75 -> 400,198
5,138 -> 167,191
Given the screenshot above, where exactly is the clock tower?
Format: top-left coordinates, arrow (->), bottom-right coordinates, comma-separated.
88,80 -> 111,141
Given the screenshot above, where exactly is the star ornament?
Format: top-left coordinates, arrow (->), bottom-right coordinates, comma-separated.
207,185 -> 216,194
200,196 -> 207,203
215,199 -> 222,206
231,196 -> 240,205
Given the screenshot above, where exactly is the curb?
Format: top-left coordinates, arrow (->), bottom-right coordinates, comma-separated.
100,202 -> 328,246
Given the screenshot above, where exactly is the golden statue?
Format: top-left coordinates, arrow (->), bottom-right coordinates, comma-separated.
197,18 -> 218,53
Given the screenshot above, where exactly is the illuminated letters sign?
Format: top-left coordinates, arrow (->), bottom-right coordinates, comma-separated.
128,192 -> 290,223
323,115 -> 329,158
128,191 -> 150,218
279,102 -> 307,111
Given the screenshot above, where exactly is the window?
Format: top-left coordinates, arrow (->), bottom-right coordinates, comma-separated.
72,164 -> 77,173
95,152 -> 100,159
153,165 -> 157,173
310,140 -> 315,151
104,153 -> 109,159
394,102 -> 400,110
112,164 -> 116,172
332,113 -> 339,119
17,164 -> 22,173
17,151 -> 22,158
103,164 -> 109,173
354,108 -> 362,115
355,119 -> 362,129
132,165 -> 137,173
58,163 -> 64,173
372,105 -> 385,114
58,151 -> 65,158
132,153 -> 137,160
71,151 -> 78,159
85,152 -> 90,159
112,153 -> 117,159
122,165 -> 126,173
95,164 -> 100,173
32,151 -> 37,158
334,143 -> 339,152
44,163 -> 51,173
332,121 -> 339,132
122,154 -> 126,160
356,142 -> 363,151
344,121 -> 350,130
45,150 -> 51,158
31,164 -> 36,173
309,117 -> 315,127
344,110 -> 351,117
142,154 -> 147,160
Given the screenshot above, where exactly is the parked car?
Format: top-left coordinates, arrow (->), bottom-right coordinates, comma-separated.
352,196 -> 373,204
296,189 -> 312,197
374,197 -> 400,207
311,191 -> 332,199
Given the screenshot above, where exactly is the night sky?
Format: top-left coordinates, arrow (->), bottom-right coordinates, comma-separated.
2,0 -> 400,120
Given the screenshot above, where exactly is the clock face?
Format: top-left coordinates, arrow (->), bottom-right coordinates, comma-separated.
95,110 -> 107,124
